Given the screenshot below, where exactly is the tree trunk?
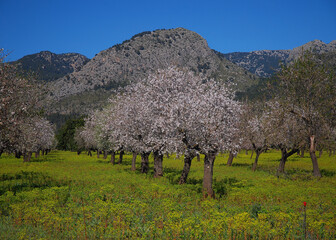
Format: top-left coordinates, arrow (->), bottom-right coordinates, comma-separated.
203,151 -> 216,198
300,148 -> 305,158
278,148 -> 298,174
23,152 -> 32,162
196,153 -> 200,162
15,151 -> 22,159
103,151 -> 107,159
87,150 -> 92,157
97,150 -> 100,158
226,151 -> 234,166
131,152 -> 137,171
110,151 -> 115,165
252,150 -> 261,171
153,151 -> 163,177
309,135 -> 321,177
141,152 -> 150,173
35,151 -> 40,158
245,149 -> 248,155
318,149 -> 323,158
77,150 -> 81,155
250,150 -> 254,159
118,150 -> 124,164
278,149 -> 286,174
179,151 -> 196,184
0,149 -> 2,157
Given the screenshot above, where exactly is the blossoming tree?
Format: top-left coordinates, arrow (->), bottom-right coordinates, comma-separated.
239,104 -> 270,171
0,49 -> 43,154
105,67 -> 241,196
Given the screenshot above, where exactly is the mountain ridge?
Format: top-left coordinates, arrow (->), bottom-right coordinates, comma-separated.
12,51 -> 89,82
224,39 -> 336,77
48,28 -> 257,102
14,37 -> 336,81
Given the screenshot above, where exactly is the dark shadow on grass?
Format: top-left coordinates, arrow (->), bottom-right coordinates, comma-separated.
0,171 -> 72,216
272,158 -> 299,162
96,159 -> 111,164
96,158 -> 132,166
0,171 -> 71,196
164,167 -> 182,184
232,163 -> 251,167
320,169 -> 336,177
219,163 -> 251,168
275,168 -> 318,180
163,166 -> 250,198
30,156 -> 62,162
273,168 -> 335,180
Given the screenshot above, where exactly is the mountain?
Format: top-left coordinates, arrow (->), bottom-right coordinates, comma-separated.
48,28 -> 257,105
11,30 -> 336,129
288,40 -> 336,62
13,51 -> 90,82
224,40 -> 336,78
222,50 -> 290,78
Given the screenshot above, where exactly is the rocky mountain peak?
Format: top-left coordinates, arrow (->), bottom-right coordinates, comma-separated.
13,51 -> 89,82
49,28 -> 257,101
309,39 -> 325,45
328,40 -> 336,48
288,39 -> 336,61
38,51 -> 54,60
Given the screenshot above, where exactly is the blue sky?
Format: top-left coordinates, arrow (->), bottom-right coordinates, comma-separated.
1,0 -> 335,61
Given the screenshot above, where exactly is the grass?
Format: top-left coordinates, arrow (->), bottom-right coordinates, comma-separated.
0,150 -> 335,239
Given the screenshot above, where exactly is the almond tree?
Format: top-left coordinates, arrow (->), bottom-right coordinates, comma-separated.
239,104 -> 270,171
91,109 -> 112,159
276,51 -> 336,177
0,138 -> 3,157
92,107 -> 123,162
107,80 -> 175,175
122,68 -> 204,177
0,49 -> 51,158
80,115 -> 98,157
0,50 -> 42,153
264,101 -> 305,174
103,66 -> 241,191
14,116 -> 55,162
100,102 -> 128,165
175,78 -> 241,197
325,127 -> 336,156
35,117 -> 55,155
106,95 -> 147,171
124,67 -> 241,195
15,118 -> 38,162
74,127 -> 86,155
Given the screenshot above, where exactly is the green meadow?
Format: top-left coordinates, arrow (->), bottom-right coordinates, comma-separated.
0,150 -> 335,239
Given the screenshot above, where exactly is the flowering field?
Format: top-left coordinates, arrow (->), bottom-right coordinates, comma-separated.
0,150 -> 335,239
